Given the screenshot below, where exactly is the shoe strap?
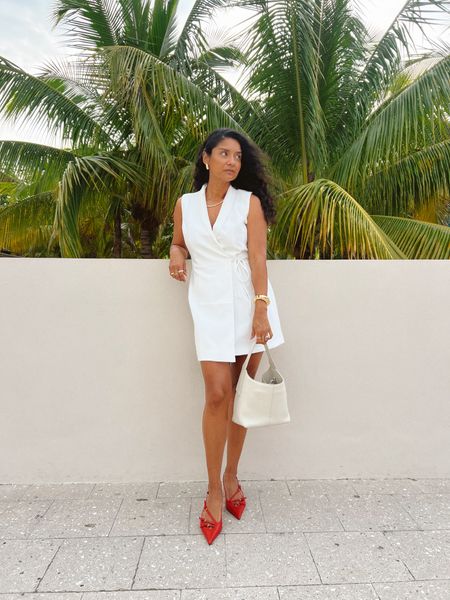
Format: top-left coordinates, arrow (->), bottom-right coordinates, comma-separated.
201,498 -> 221,525
227,483 -> 246,502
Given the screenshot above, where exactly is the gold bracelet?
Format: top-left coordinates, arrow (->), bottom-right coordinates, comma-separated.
254,294 -> 271,306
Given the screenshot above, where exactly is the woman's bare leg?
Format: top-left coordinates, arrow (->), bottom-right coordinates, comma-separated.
199,359 -> 233,523
223,351 -> 264,499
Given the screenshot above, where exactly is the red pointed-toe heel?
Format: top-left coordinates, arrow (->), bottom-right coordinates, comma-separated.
199,491 -> 222,545
224,479 -> 247,520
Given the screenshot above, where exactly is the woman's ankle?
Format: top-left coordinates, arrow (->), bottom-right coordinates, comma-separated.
223,468 -> 237,477
207,482 -> 223,493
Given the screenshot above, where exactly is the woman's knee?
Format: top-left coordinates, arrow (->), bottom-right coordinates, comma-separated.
201,361 -> 233,408
205,384 -> 232,409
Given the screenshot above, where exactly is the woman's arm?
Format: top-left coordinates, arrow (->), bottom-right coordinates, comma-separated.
247,193 -> 268,300
247,193 -> 273,341
169,197 -> 189,281
170,197 -> 190,259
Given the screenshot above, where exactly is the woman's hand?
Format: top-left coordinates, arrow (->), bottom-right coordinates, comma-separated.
169,245 -> 188,282
251,305 -> 273,343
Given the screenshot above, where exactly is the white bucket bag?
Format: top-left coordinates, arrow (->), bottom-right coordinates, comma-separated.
232,338 -> 290,428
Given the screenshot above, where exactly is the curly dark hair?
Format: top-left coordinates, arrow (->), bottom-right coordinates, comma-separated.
192,128 -> 276,225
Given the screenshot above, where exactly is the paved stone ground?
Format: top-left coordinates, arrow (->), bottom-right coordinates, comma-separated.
0,478 -> 449,599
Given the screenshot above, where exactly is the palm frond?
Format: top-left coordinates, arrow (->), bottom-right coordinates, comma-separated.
336,0 -> 450,127
238,0 -> 327,181
0,191 -> 56,254
159,0 -> 182,58
0,56 -> 112,147
314,0 -> 367,143
51,0 -> 121,50
54,152 -> 146,257
330,53 -> 450,195
101,44 -> 247,142
0,180 -> 18,196
359,138 -> 450,215
174,0 -> 232,65
0,140 -> 75,195
372,214 -> 450,258
271,178 -> 407,258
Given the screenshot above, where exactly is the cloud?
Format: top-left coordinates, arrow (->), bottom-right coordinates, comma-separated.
0,0 -> 72,74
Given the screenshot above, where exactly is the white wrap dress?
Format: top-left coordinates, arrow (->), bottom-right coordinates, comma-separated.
181,182 -> 285,362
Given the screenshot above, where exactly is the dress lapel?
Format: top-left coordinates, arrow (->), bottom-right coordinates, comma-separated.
201,182 -> 235,238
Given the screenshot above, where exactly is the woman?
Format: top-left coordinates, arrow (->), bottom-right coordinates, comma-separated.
169,128 -> 285,545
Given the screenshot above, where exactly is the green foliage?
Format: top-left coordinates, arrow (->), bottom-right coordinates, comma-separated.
0,0 -> 449,259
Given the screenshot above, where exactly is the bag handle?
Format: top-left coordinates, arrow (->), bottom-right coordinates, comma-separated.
242,337 -> 278,371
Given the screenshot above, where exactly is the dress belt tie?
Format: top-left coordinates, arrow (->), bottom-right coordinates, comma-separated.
232,255 -> 251,300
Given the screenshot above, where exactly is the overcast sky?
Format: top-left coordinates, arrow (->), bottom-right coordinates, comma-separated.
0,0 -> 447,147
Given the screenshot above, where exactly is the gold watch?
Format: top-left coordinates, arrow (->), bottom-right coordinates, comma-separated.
254,294 -> 271,306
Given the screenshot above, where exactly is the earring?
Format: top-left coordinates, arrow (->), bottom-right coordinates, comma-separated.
205,164 -> 209,170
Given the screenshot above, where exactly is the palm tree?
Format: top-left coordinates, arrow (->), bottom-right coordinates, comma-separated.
234,0 -> 450,258
0,0 -> 253,257
1,0 -> 449,258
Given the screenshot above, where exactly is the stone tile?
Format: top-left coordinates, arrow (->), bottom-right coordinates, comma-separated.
278,583 -> 379,599
133,535 -> 227,590
0,484 -> 31,502
328,493 -> 418,531
287,479 -> 357,500
225,533 -> 320,587
305,531 -> 412,584
0,595 -> 177,600
189,493 -> 266,535
157,480 -> 290,499
182,588 -> 279,599
392,493 -> 450,529
0,501 -> 53,539
110,497 -> 191,536
157,481 -> 209,499
20,484 -> 95,501
349,478 -> 425,496
260,494 -> 344,533
85,593 -> 180,599
0,595 -> 81,600
374,580 -> 450,599
238,479 -> 291,498
28,498 -> 123,539
2,478 -> 447,597
385,530 -> 450,580
90,482 -> 160,500
37,536 -> 144,592
0,538 -> 61,593
414,479 -> 450,494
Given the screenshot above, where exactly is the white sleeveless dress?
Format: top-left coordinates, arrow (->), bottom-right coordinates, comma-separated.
181,182 -> 285,362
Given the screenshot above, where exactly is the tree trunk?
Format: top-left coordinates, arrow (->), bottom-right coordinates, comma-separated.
113,207 -> 122,258
140,226 -> 152,258
130,202 -> 159,258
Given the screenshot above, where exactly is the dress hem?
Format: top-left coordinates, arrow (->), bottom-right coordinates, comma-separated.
196,337 -> 285,362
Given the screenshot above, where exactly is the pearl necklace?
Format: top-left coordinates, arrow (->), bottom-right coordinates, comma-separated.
205,184 -> 226,208
206,199 -> 224,208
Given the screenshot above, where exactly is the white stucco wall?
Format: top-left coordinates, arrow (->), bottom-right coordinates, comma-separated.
1,258 -> 449,483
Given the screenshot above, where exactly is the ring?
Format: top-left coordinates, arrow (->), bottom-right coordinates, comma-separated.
170,272 -> 175,275
178,269 -> 185,273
